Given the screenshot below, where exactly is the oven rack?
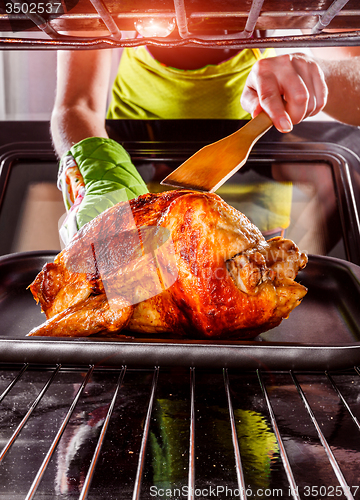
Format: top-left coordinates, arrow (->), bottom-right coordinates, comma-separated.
1,363 -> 360,499
1,0 -> 360,50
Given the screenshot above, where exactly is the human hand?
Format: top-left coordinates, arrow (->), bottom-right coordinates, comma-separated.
241,53 -> 328,133
58,138 -> 148,245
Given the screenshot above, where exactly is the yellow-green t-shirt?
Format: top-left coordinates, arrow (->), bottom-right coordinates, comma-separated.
107,47 -> 276,120
107,47 -> 292,233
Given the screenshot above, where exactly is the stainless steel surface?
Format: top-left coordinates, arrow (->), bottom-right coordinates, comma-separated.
1,364 -> 360,498
1,0 -> 360,49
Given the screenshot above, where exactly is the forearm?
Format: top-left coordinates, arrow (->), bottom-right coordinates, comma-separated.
318,57 -> 360,126
51,104 -> 109,158
51,48 -> 113,158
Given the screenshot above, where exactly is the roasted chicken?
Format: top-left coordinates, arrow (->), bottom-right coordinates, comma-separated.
28,190 -> 308,339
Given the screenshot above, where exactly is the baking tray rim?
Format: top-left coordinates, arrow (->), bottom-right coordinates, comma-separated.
2,337 -> 360,371
1,250 -> 360,370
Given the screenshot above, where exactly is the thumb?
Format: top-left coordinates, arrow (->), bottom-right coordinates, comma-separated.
251,103 -> 264,118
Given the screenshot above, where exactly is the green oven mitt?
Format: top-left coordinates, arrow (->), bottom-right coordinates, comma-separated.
58,137 -> 149,245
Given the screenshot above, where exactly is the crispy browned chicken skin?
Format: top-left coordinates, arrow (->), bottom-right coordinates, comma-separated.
28,190 -> 307,339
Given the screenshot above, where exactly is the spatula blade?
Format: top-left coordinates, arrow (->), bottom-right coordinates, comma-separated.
161,111 -> 272,192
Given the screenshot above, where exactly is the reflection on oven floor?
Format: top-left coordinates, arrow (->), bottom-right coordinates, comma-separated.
0,366 -> 360,499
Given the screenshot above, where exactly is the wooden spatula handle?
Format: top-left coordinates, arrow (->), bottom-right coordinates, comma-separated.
161,111 -> 273,192
240,111 -> 273,140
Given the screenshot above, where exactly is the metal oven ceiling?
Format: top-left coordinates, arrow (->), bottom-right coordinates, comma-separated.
1,0 -> 360,49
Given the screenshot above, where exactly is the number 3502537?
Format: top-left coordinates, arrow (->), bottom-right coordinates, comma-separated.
5,2 -> 62,14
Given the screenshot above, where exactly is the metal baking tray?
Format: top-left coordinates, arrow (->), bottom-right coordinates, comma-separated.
0,251 -> 360,370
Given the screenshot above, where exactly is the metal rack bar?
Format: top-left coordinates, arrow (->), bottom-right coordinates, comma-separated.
188,9 -> 359,19
257,370 -> 300,500
2,8 -> 358,22
0,30 -> 359,50
188,367 -> 195,500
326,370 -> 360,431
79,366 -> 127,500
290,371 -> 355,500
312,0 -> 351,34
170,0 -> 350,42
223,369 -> 247,500
179,0 -> 266,41
243,0 -> 265,38
89,0 -> 122,38
174,0 -> 190,38
0,364 -> 61,462
24,365 -> 95,500
0,363 -> 28,403
132,366 -> 159,500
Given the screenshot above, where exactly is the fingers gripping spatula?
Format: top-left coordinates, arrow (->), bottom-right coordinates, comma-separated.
161,111 -> 273,192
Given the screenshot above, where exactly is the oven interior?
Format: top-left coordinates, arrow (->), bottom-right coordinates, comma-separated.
2,364 -> 360,499
1,1 -> 360,498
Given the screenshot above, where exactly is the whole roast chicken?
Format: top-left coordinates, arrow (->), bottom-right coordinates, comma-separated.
28,190 -> 308,340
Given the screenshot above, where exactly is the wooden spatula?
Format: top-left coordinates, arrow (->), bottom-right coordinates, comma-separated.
161,111 -> 273,192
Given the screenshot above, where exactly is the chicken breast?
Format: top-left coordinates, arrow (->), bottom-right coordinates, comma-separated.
28,190 -> 307,339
